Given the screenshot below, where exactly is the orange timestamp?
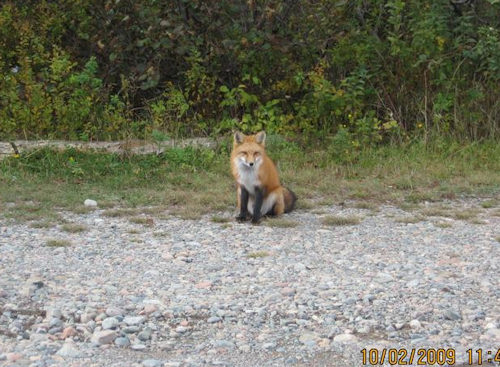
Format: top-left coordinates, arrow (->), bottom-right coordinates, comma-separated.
361,347 -> 500,365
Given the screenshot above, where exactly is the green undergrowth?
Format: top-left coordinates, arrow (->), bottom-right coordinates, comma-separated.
0,137 -> 498,223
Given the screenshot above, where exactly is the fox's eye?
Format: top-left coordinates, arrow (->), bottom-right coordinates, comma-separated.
254,152 -> 260,157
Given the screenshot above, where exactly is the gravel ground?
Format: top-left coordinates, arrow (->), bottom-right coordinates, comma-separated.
0,199 -> 499,367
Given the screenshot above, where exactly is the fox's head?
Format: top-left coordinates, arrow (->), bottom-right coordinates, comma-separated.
232,131 -> 266,169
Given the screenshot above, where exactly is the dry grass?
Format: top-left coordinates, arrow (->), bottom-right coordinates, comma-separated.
394,215 -> 425,224
60,223 -> 87,233
46,239 -> 71,247
351,201 -> 379,211
264,218 -> 299,228
102,208 -> 138,217
129,217 -> 154,227
246,251 -> 270,258
210,216 -> 231,223
434,221 -> 452,228
321,215 -> 361,226
452,209 -> 479,220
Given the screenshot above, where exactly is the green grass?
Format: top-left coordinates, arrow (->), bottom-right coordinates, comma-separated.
321,215 -> 361,226
0,138 -> 498,222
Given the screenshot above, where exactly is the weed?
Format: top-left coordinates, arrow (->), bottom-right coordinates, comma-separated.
321,215 -> 361,226
210,216 -> 231,223
264,218 -> 299,228
395,216 -> 425,224
60,223 -> 87,233
246,251 -> 270,258
46,239 -> 71,247
129,217 -> 154,226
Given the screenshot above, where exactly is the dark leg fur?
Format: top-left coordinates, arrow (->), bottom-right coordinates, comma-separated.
284,188 -> 297,213
252,186 -> 264,224
236,186 -> 250,221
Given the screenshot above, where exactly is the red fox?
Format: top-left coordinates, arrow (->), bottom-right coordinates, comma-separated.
231,131 -> 297,224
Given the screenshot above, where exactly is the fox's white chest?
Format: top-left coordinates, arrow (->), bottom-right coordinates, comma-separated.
236,163 -> 260,196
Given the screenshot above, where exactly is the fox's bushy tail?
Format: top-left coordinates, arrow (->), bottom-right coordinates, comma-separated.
283,187 -> 297,213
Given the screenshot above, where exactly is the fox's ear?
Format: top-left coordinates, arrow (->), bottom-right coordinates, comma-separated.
234,131 -> 245,145
255,131 -> 266,146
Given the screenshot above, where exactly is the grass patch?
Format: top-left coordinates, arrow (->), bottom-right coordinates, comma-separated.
30,220 -> 56,229
452,209 -> 479,220
481,199 -> 497,208
129,216 -> 154,226
46,239 -> 71,247
210,216 -> 231,223
71,206 -> 96,214
496,237 -> 500,243
60,223 -> 87,233
102,208 -> 138,217
395,215 -> 425,224
420,207 -> 452,217
434,221 -> 452,228
0,139 -> 498,221
321,215 -> 361,226
246,251 -> 270,258
351,201 -> 379,210
296,200 -> 314,210
264,218 -> 299,228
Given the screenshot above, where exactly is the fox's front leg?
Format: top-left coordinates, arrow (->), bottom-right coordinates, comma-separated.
252,187 -> 264,224
236,186 -> 250,221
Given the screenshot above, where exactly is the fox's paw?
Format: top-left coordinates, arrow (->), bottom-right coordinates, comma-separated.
235,214 -> 249,222
251,217 -> 262,225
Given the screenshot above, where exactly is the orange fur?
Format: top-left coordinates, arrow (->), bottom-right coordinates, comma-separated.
231,131 -> 296,219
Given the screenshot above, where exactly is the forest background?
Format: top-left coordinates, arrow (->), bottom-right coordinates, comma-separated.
1,0 -> 499,145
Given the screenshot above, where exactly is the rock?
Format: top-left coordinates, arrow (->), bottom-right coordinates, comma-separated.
49,317 -> 63,328
84,199 -> 97,207
115,336 -> 131,347
444,310 -> 461,321
123,316 -> 145,326
101,317 -> 119,330
131,344 -> 147,351
299,332 -> 320,346
142,360 -> 164,367
91,330 -> 116,345
333,333 -> 358,343
207,316 -> 221,323
175,326 -> 189,334
105,307 -> 124,317
481,328 -> 500,341
56,341 -> 82,358
409,319 -> 421,329
61,326 -> 77,339
213,340 -> 235,349
138,328 -> 152,341
6,353 -> 23,362
281,287 -> 296,297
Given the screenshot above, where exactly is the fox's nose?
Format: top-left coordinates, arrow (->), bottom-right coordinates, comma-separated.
249,162 -> 254,166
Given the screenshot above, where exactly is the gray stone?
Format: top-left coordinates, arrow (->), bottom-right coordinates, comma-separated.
91,330 -> 116,345
142,359 -> 164,367
115,336 -> 131,347
84,199 -> 98,207
56,341 -> 82,358
123,316 -> 145,326
101,317 -> 119,330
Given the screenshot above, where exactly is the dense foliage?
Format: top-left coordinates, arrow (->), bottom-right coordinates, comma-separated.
1,0 -> 499,142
